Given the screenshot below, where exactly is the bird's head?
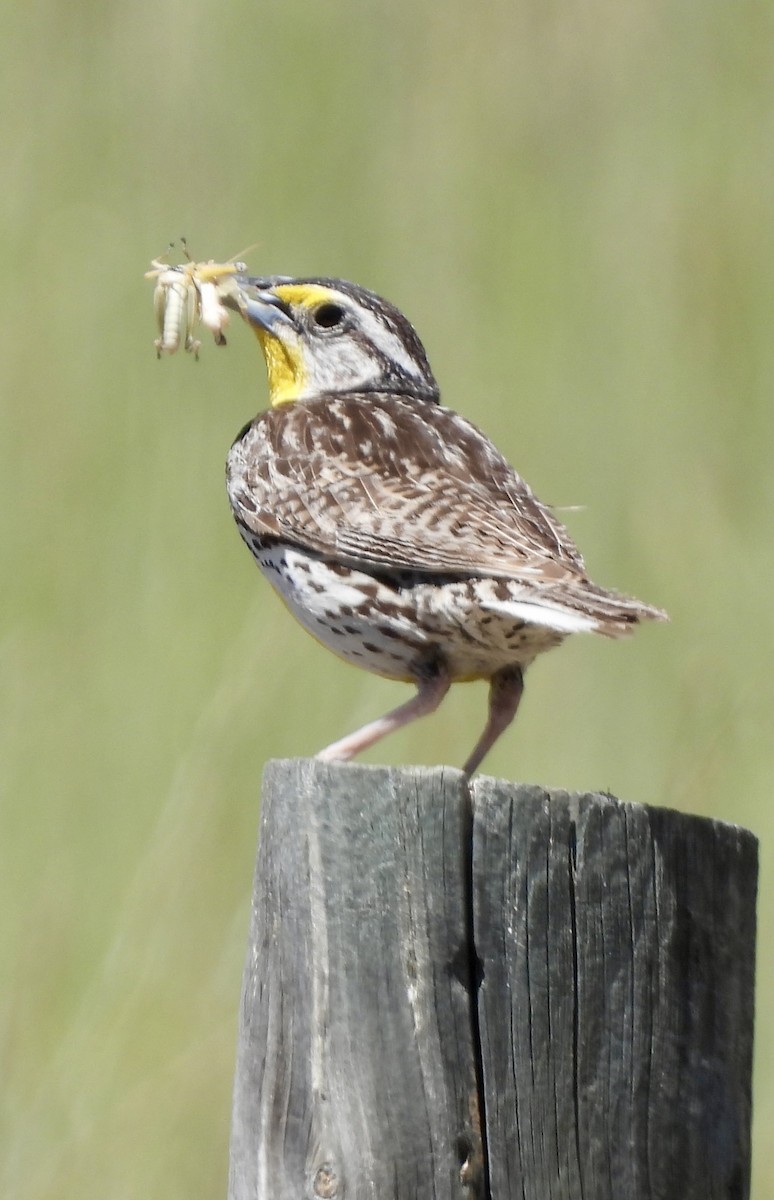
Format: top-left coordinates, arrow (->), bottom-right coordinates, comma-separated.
233,276 -> 440,407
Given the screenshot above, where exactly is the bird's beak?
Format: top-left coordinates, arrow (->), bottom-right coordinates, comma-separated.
238,287 -> 294,336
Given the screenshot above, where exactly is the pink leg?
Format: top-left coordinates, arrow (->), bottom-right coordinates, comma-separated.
317,670 -> 451,763
462,667 -> 524,776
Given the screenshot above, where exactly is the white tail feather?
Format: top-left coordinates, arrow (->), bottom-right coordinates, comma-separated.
481,597 -> 600,634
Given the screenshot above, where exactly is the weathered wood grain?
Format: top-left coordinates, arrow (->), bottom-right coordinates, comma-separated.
471,781 -> 757,1200
228,759 -> 483,1200
228,764 -> 757,1200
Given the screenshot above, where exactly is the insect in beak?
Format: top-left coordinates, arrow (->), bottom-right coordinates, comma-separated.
144,239 -> 250,358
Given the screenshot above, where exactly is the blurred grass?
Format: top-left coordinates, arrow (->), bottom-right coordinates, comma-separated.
1,0 -> 773,1194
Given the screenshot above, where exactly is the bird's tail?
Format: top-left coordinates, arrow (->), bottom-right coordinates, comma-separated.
481,579 -> 668,638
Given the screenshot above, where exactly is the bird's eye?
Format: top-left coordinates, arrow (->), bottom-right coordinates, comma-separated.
312,303 -> 345,329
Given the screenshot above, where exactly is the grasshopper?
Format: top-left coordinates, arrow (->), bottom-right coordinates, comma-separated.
145,240 -> 248,358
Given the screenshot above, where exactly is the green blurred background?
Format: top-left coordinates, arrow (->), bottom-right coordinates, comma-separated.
2,1 -> 772,1194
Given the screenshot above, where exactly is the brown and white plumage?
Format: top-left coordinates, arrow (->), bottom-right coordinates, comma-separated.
225,276 -> 666,773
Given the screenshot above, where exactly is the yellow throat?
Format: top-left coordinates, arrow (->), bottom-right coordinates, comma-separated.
252,283 -> 334,407
254,327 -> 305,406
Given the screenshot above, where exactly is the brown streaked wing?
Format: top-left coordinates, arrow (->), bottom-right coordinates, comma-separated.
229,393 -> 588,582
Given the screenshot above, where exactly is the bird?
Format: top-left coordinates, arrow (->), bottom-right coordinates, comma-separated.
224,275 -> 667,775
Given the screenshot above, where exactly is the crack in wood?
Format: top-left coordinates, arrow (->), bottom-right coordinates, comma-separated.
228,761 -> 757,1200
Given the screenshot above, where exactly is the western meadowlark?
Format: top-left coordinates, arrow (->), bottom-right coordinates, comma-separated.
224,276 -> 666,774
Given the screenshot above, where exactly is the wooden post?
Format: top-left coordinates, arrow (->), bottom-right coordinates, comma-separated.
228,760 -> 482,1200
472,780 -> 757,1200
228,761 -> 757,1200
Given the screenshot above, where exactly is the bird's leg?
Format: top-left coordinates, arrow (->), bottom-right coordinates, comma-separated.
463,666 -> 524,776
317,667 -> 451,763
